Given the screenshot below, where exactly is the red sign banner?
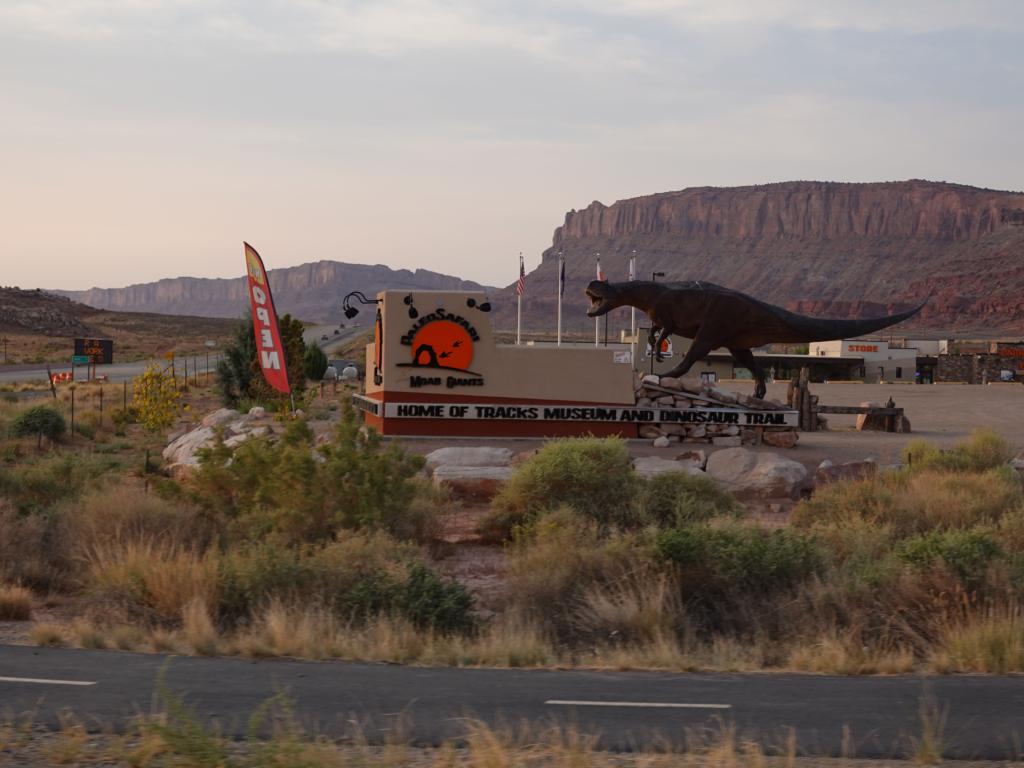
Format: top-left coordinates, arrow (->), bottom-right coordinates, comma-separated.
244,242 -> 291,395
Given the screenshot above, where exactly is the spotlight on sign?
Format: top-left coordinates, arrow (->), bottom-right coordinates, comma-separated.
466,298 -> 491,312
403,294 -> 419,319
342,291 -> 380,320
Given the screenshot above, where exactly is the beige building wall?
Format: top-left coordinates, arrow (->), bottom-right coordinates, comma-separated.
365,291 -> 636,405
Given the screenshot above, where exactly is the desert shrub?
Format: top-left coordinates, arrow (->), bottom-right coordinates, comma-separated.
304,344 -> 328,381
85,540 -> 220,625
896,529 -> 1002,585
132,364 -> 181,433
0,584 -> 32,620
503,507 -> 658,639
903,429 -> 1013,473
792,468 -> 1021,538
216,533 -> 474,633
0,453 -> 119,515
483,437 -> 638,540
11,405 -> 66,448
62,487 -> 210,565
657,525 -> 824,602
72,410 -> 100,440
0,503 -> 61,589
639,471 -> 740,528
190,405 -> 424,544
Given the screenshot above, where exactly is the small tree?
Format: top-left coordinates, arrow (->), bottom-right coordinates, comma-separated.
133,364 -> 181,432
216,314 -> 308,407
11,405 -> 66,448
304,344 -> 328,381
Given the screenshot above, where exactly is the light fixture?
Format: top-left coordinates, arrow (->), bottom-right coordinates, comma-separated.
466,297 -> 491,312
403,294 -> 419,319
342,291 -> 379,319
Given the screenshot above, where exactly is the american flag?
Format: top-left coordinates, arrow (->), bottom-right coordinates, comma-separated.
596,254 -> 605,282
516,253 -> 526,296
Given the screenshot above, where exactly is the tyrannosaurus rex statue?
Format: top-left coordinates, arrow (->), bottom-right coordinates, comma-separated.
585,279 -> 925,399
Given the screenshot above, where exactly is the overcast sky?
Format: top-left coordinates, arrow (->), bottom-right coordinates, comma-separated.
2,0 -> 1022,291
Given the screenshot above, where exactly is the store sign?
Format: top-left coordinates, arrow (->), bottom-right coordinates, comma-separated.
848,344 -> 879,353
355,396 -> 797,427
398,308 -> 484,387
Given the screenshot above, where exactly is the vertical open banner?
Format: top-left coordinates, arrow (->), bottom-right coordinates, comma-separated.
244,242 -> 291,395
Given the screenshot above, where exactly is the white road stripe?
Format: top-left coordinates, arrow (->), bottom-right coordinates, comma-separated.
0,676 -> 97,687
545,699 -> 730,710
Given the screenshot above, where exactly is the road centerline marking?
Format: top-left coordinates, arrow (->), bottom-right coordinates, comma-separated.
545,699 -> 730,710
0,676 -> 97,687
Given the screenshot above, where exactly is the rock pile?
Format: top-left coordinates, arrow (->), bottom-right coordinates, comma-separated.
424,446 -> 515,502
162,407 -> 274,478
633,374 -> 799,448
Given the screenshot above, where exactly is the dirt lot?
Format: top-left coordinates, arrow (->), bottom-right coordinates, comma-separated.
395,381 -> 1024,473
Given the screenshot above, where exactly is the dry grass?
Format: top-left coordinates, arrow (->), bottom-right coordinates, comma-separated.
29,622 -> 66,647
86,540 -> 219,624
787,631 -> 916,675
930,605 -> 1024,673
181,598 -> 219,656
0,583 -> 32,620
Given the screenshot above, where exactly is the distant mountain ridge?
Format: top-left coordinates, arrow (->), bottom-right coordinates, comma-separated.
56,261 -> 493,324
492,179 -> 1024,335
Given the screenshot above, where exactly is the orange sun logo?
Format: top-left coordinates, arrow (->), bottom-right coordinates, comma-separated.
409,320 -> 474,371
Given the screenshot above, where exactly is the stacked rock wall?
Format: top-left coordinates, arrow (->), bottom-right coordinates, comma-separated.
633,374 -> 799,448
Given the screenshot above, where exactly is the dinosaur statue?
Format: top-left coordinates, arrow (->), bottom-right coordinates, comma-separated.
585,279 -> 925,399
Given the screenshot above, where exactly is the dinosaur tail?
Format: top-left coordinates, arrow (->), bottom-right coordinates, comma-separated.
779,301 -> 927,342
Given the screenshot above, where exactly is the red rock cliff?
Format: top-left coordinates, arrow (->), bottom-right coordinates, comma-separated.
496,180 -> 1024,334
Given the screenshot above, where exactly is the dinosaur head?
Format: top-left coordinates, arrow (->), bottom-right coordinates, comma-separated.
585,280 -> 619,317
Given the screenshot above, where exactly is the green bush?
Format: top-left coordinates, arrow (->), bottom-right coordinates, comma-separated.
304,344 -> 328,381
902,429 -> 1013,473
216,534 -> 474,633
482,437 -> 638,540
896,530 -> 1002,585
792,468 -> 1021,537
190,404 -> 425,544
640,471 -> 740,528
0,453 -> 119,515
11,405 -> 66,448
657,525 -> 824,598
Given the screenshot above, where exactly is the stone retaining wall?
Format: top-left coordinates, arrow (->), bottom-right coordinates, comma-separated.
633,374 -> 799,448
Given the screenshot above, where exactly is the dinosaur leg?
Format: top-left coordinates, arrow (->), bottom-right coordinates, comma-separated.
729,347 -> 767,399
663,337 -> 715,379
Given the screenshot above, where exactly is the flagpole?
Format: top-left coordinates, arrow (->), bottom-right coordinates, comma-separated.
630,250 -> 637,370
556,251 -> 563,347
516,252 -> 523,346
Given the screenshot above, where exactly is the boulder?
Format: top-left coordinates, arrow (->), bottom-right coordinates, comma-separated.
652,436 -> 671,448
633,456 -> 704,477
675,449 -> 707,469
163,426 -> 215,467
248,406 -> 266,418
706,447 -> 808,500
762,430 -> 798,449
814,459 -> 878,487
641,374 -> 660,387
659,376 -> 683,391
639,425 -> 664,438
432,465 -> 513,501
656,395 -> 675,405
201,408 -> 240,428
424,446 -> 514,472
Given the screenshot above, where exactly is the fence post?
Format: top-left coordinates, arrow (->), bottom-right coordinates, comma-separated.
99,385 -> 103,428
70,385 -> 76,440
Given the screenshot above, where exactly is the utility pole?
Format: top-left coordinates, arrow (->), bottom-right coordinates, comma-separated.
0,336 -> 7,364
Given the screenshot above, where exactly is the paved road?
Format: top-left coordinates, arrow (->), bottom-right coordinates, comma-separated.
1,645 -> 1022,758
